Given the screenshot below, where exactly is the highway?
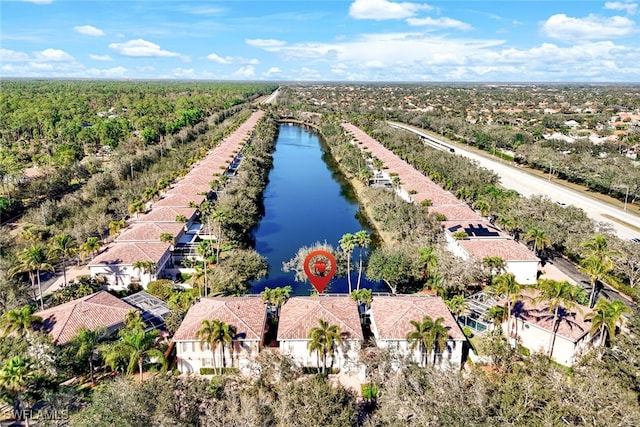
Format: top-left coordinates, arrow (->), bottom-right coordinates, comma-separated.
389,121 -> 640,241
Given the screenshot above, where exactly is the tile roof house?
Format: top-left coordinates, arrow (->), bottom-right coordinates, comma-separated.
506,290 -> 591,366
135,206 -> 198,225
277,296 -> 363,373
458,239 -> 539,284
153,193 -> 206,208
88,242 -> 172,290
115,221 -> 185,243
37,291 -> 136,345
369,295 -> 466,369
173,297 -> 267,374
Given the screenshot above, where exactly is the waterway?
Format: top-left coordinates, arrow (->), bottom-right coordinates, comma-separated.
251,124 -> 384,295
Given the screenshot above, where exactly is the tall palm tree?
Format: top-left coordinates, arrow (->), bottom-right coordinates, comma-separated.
128,200 -> 145,218
212,209 -> 227,265
580,234 -> 620,263
0,356 -> 36,425
446,295 -> 467,320
418,247 -> 438,280
73,327 -> 106,384
101,327 -> 166,383
0,306 -> 42,337
339,233 -> 356,294
579,234 -> 620,308
407,316 -> 433,367
79,236 -> 101,262
430,317 -> 449,366
524,227 -> 551,257
482,256 -> 506,281
472,199 -> 491,217
260,286 -> 292,320
488,273 -> 521,340
307,319 -> 343,374
132,260 -> 157,283
49,233 -> 77,287
354,230 -> 371,290
196,319 -> 237,374
535,279 -> 582,358
10,243 -> 55,310
586,299 -> 631,348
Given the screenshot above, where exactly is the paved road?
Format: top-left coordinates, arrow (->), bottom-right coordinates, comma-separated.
389,121 -> 640,241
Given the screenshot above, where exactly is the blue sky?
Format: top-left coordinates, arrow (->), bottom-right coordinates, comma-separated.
1,0 -> 639,82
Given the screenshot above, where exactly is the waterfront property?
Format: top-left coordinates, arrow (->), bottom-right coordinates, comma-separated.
173,297 -> 267,374
369,295 -> 466,369
37,291 -> 137,345
277,296 -> 363,373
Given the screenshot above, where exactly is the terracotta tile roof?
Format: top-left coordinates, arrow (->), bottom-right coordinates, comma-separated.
88,242 -> 171,266
172,297 -> 267,341
277,296 -> 364,341
370,295 -> 465,340
116,222 -> 185,242
153,193 -> 206,208
460,239 -> 539,262
442,220 -> 506,238
510,290 -> 590,342
428,204 -> 480,221
136,206 -> 197,223
169,183 -> 210,199
37,291 -> 136,344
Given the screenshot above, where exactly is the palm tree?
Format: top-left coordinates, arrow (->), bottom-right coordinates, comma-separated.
196,319 -> 237,374
339,233 -> 356,294
213,209 -> 227,265
446,295 -> 467,320
472,199 -> 491,217
486,306 -> 507,328
580,234 -> 620,262
586,299 -> 631,348
579,234 -> 620,308
260,286 -> 292,320
524,227 -> 551,257
132,260 -> 157,283
354,230 -> 371,290
407,315 -> 449,367
101,327 -> 166,383
307,319 -> 343,374
535,279 -> 583,358
418,247 -> 438,280
407,316 -> 433,367
0,356 -> 36,425
0,306 -> 42,337
73,327 -> 106,384
128,200 -> 145,218
10,243 -> 55,310
488,273 -> 521,340
482,256 -> 506,282
359,168 -> 373,186
79,236 -> 101,262
49,233 -> 77,287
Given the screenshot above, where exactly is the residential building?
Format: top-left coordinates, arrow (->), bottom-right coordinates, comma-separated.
173,297 -> 267,374
369,295 -> 466,369
37,291 -> 136,345
277,296 -> 363,373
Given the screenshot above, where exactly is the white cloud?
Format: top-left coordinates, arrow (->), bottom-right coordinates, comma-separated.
33,48 -> 75,62
264,67 -> 281,76
86,66 -> 128,77
74,25 -> 105,36
207,53 -> 259,65
605,2 -> 638,15
349,0 -> 432,20
109,39 -> 183,58
20,0 -> 53,4
406,16 -> 473,30
0,48 -> 30,62
89,54 -> 112,61
541,14 -> 637,40
245,38 -> 286,48
233,65 -> 255,78
173,68 -> 195,77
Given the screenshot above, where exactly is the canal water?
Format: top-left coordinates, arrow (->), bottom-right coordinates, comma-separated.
251,124 -> 383,295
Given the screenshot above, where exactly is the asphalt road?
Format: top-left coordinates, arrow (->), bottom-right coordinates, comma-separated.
389,121 -> 640,242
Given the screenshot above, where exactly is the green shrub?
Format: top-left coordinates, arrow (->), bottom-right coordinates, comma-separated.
361,383 -> 378,399
199,367 -> 239,375
462,327 -> 474,339
147,279 -> 175,300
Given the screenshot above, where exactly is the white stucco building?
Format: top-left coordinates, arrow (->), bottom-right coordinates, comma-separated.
173,297 -> 267,374
277,296 -> 363,373
369,295 -> 467,369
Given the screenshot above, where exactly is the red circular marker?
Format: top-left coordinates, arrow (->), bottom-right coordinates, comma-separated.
303,250 -> 337,293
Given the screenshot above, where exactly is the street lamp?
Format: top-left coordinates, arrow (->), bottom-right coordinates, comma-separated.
548,162 -> 553,181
